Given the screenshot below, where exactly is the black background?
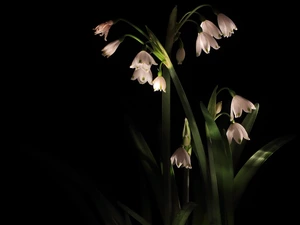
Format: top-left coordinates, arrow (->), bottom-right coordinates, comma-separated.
13,1 -> 298,224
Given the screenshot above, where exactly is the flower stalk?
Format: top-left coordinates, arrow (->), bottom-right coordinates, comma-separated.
93,3 -> 295,225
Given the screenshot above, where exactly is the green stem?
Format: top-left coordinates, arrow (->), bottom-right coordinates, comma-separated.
162,66 -> 171,225
161,6 -> 177,225
117,18 -> 149,39
167,66 -> 207,179
183,169 -> 190,204
183,168 -> 190,225
176,4 -> 212,34
167,65 -> 214,223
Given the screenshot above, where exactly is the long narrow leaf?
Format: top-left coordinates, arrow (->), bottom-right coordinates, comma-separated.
232,103 -> 260,171
139,169 -> 152,223
170,166 -> 181,217
125,113 -> 173,217
118,202 -> 152,225
26,151 -> 125,225
167,66 -> 207,177
167,65 -> 209,197
191,178 -> 209,225
234,134 -> 296,209
172,202 -> 198,225
200,102 -> 234,225
125,212 -> 133,225
207,85 -> 218,118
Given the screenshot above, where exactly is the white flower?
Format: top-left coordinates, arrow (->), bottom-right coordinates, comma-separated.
101,40 -> 121,58
176,47 -> 186,65
130,50 -> 158,71
131,68 -> 153,85
217,13 -> 237,38
226,122 -> 250,144
170,147 -> 192,169
230,95 -> 256,119
152,76 -> 166,92
196,32 -> 220,57
200,20 -> 222,39
93,20 -> 114,41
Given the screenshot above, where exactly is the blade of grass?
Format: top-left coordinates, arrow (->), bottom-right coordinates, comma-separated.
118,202 -> 152,225
207,85 -> 218,118
234,134 -> 296,209
125,113 -> 170,218
172,202 -> 198,225
27,151 -> 125,225
200,102 -> 234,225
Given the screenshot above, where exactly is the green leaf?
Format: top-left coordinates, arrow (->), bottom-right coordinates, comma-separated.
191,178 -> 209,225
26,151 -> 125,225
200,102 -> 234,225
167,66 -> 209,223
145,26 -> 169,62
231,103 -> 260,171
167,66 -> 208,189
167,5 -> 177,34
170,165 -> 181,217
165,5 -> 178,54
125,212 -> 133,225
172,202 -> 198,225
96,191 -> 126,225
139,169 -> 152,223
234,134 -> 296,209
124,114 -> 164,216
118,202 -> 152,225
207,85 -> 218,118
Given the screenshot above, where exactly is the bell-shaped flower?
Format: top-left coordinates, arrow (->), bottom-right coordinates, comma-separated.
196,32 -> 220,57
170,147 -> 192,169
217,13 -> 237,38
226,122 -> 250,144
200,20 -> 222,39
131,68 -> 153,85
152,74 -> 166,92
93,20 -> 114,41
176,46 -> 186,65
101,40 -> 121,58
130,50 -> 158,71
230,95 -> 256,119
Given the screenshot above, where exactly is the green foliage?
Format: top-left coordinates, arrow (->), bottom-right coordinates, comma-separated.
95,3 -> 296,225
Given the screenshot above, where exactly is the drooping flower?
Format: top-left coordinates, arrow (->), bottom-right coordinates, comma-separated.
200,20 -> 222,39
196,32 -> 220,57
101,40 -> 121,58
170,147 -> 192,169
230,95 -> 256,119
226,122 -> 250,144
176,46 -> 186,65
131,68 -> 153,85
93,20 -> 114,41
152,75 -> 166,92
130,50 -> 158,71
217,13 -> 237,38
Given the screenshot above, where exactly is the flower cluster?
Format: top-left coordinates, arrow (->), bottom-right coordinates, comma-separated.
171,93 -> 256,169
177,13 -> 237,62
93,5 -> 295,225
226,95 -> 256,144
94,11 -> 237,92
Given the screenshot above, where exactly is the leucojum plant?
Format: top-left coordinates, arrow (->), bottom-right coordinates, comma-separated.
93,3 -> 295,225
